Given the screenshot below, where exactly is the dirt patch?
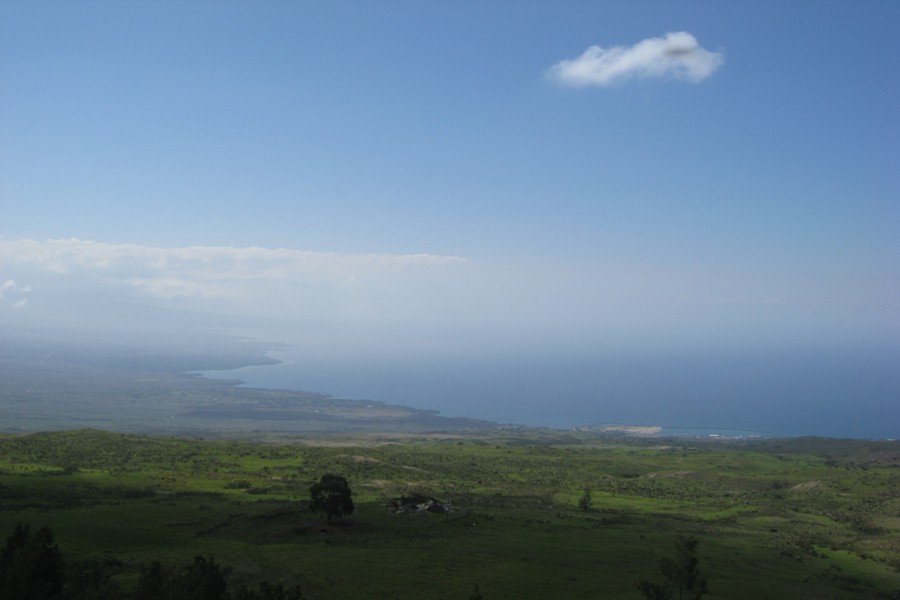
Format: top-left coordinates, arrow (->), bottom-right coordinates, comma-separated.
645,470 -> 695,479
401,465 -> 429,473
791,480 -> 823,492
337,454 -> 384,464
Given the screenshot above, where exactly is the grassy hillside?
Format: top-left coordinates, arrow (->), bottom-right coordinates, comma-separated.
1,430 -> 898,598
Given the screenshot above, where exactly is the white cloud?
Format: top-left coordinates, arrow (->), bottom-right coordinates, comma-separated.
548,32 -> 723,87
0,278 -> 31,308
0,238 -> 469,328
0,238 -> 465,298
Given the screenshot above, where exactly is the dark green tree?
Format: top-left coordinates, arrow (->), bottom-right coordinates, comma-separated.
64,559 -> 124,600
308,474 -> 354,523
0,522 -> 65,600
179,555 -> 230,600
232,581 -> 304,600
636,535 -> 707,600
578,488 -> 593,511
133,555 -> 230,600
635,580 -> 671,600
133,561 -> 170,600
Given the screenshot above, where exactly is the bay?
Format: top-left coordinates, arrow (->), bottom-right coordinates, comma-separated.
201,339 -> 899,440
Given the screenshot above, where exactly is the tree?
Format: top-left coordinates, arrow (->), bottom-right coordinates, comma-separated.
578,488 -> 593,511
134,555 -> 229,600
635,580 -> 672,600
308,474 -> 354,523
0,522 -> 65,600
660,535 -> 707,600
133,561 -> 170,600
232,581 -> 304,600
64,559 -> 124,600
636,535 -> 707,600
178,555 -> 230,600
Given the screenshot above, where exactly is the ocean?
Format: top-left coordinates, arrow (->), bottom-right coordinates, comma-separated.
201,342 -> 899,439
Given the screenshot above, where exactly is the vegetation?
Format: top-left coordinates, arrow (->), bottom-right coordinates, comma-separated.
0,429 -> 898,598
0,535 -> 304,600
636,535 -> 706,600
578,488 -> 593,512
308,474 -> 354,523
133,554 -> 304,600
0,522 -> 65,600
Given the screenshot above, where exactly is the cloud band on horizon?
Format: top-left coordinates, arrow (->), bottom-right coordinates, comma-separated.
0,238 -> 466,299
0,237 -> 470,332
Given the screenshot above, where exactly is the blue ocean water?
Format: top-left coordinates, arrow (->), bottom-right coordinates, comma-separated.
202,343 -> 899,439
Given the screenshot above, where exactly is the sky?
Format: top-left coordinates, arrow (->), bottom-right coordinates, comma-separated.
1,1 -> 898,435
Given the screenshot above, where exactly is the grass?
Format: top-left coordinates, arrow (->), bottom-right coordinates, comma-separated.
0,429 -> 898,598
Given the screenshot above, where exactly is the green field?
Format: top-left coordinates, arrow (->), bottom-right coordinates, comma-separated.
1,429 -> 898,598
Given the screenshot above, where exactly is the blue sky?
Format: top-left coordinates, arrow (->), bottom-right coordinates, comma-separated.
1,2 -> 898,433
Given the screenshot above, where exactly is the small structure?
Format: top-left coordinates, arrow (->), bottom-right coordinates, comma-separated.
387,494 -> 451,514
